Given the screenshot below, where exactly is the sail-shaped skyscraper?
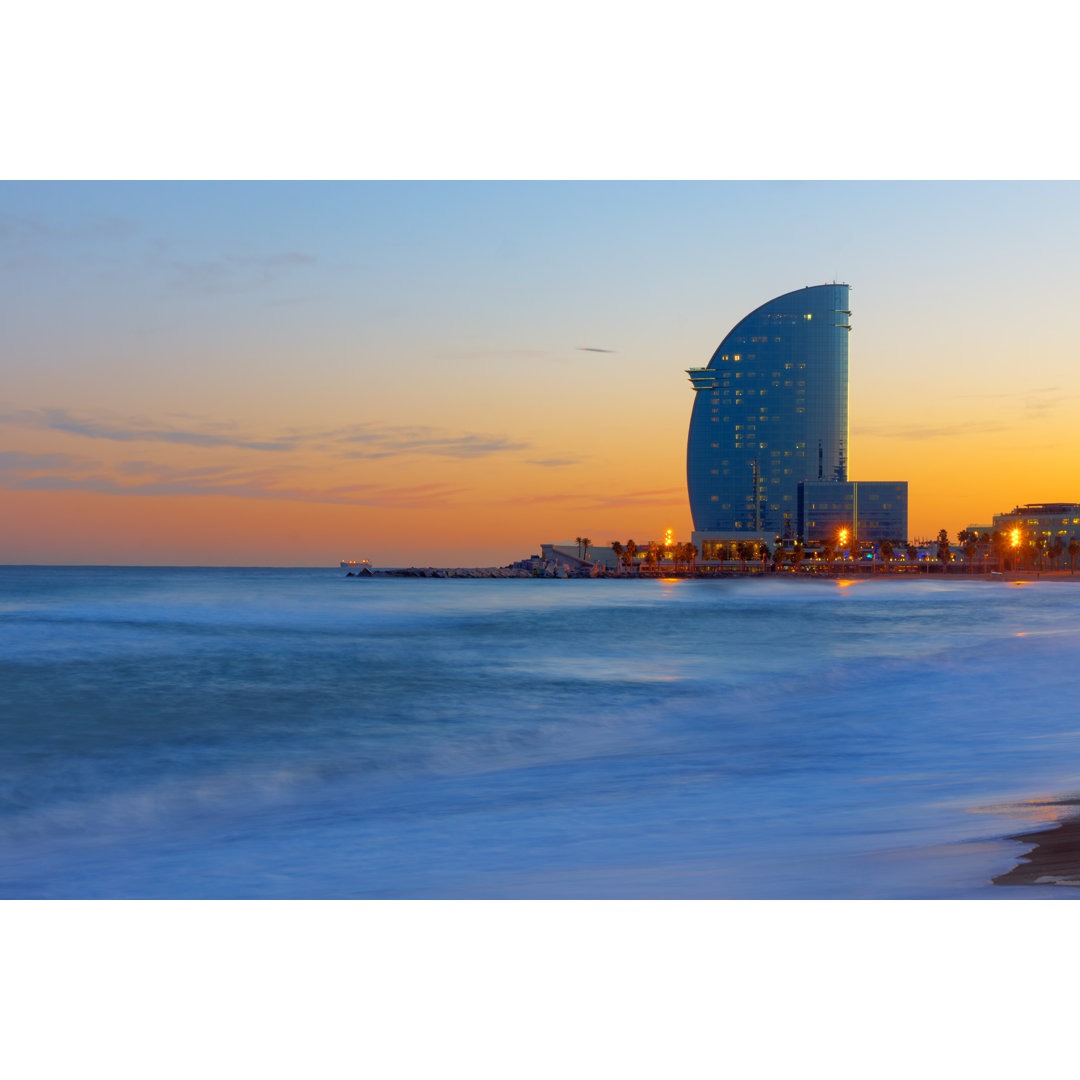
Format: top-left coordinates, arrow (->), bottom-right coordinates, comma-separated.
686,284 -> 906,549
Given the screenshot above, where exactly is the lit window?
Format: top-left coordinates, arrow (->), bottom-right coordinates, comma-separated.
804,313 -> 812,320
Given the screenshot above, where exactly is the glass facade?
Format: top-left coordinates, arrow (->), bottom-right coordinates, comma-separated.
686,284 -> 850,537
798,481 -> 908,544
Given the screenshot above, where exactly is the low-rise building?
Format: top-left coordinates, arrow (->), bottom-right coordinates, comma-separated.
992,503 -> 1080,547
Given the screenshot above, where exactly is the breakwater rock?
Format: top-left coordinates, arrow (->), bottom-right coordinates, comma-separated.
349,564 -> 611,579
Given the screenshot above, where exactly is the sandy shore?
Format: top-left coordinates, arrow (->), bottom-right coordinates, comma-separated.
993,800 -> 1080,888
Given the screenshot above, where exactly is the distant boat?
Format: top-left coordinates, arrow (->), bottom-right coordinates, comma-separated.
341,559 -> 374,574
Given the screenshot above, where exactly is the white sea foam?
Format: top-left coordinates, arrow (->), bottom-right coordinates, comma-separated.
2,569 -> 1080,897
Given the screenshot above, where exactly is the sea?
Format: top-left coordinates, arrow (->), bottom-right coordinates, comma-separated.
3,565 -> 1080,899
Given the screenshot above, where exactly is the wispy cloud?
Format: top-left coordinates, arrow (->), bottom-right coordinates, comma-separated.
168,251 -> 316,294
524,458 -> 579,467
0,449 -> 96,471
508,487 -> 683,509
577,346 -> 615,353
953,387 -> 1076,420
0,213 -> 136,245
1,407 -> 536,464
331,422 -> 530,460
853,420 -> 1012,440
0,408 -> 298,452
5,466 -> 465,508
436,349 -> 549,361
0,212 -> 139,270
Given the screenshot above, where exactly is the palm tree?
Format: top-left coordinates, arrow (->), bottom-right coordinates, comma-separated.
793,541 -> 804,573
611,541 -> 624,572
1050,539 -> 1064,570
772,544 -> 785,572
823,541 -> 835,571
736,541 -> 752,573
1034,536 -> 1047,571
575,536 -> 583,559
991,531 -> 1006,572
759,542 -> 770,571
645,542 -> 660,574
963,536 -> 978,573
686,543 -> 698,574
937,529 -> 951,573
906,542 -> 918,568
880,540 -> 894,572
1069,538 -> 1079,574
582,537 -> 591,561
626,540 -> 638,573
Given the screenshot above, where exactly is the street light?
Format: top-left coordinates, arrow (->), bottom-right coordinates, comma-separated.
1011,527 -> 1021,572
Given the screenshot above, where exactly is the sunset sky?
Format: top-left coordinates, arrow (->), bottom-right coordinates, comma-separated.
3,180 -> 1079,566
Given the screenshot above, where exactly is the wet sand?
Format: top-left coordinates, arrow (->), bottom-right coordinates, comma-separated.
993,799 -> 1080,888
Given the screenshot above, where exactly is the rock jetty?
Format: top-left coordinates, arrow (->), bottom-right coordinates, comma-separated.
348,561 -> 608,579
